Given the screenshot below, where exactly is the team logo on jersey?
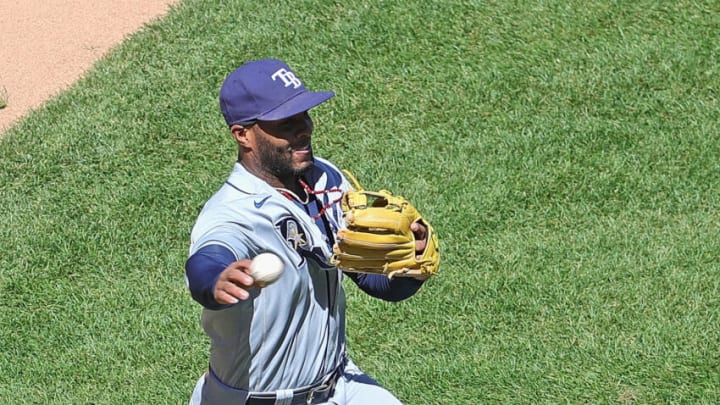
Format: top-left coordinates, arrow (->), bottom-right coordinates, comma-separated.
275,216 -> 334,269
278,218 -> 308,250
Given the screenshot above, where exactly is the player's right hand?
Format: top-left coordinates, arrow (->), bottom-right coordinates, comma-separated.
214,259 -> 254,304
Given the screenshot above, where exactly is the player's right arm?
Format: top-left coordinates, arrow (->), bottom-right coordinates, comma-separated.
185,244 -> 254,309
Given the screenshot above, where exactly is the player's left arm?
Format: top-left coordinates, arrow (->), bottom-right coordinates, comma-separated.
346,272 -> 425,301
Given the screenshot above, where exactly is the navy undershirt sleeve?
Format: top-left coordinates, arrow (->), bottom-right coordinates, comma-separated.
345,272 -> 425,302
185,244 -> 237,310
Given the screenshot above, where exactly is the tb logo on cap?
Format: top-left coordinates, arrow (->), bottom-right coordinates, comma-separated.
271,68 -> 302,89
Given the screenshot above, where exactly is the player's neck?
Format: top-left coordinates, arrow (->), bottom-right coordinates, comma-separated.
272,172 -> 311,204
275,183 -> 310,204
276,178 -> 304,196
239,160 -> 294,189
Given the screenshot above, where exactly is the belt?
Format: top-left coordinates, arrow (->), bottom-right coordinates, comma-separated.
245,377 -> 337,405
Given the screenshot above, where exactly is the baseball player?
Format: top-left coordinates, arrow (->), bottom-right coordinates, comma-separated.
185,59 -> 437,405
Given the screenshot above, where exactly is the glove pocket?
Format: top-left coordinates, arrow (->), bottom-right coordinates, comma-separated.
345,207 -> 414,233
335,241 -> 414,262
337,228 -> 411,245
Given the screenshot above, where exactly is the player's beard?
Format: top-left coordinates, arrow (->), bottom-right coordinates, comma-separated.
256,135 -> 314,180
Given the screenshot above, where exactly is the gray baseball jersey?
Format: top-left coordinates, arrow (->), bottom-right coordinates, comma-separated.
188,158 -> 350,392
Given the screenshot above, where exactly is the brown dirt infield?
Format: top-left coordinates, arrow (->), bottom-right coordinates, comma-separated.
0,0 -> 178,135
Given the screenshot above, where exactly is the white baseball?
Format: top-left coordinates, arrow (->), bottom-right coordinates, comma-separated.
250,253 -> 284,287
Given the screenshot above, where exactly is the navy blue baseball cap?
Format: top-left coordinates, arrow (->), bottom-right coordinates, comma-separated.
219,59 -> 335,126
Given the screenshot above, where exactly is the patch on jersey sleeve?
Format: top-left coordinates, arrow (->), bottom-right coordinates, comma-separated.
275,216 -> 334,269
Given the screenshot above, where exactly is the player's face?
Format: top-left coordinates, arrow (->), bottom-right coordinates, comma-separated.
253,111 -> 315,179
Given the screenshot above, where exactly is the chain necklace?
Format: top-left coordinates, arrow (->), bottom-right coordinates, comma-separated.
276,179 -> 343,220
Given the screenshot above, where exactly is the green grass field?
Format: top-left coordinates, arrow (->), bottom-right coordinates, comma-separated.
1,0 -> 719,403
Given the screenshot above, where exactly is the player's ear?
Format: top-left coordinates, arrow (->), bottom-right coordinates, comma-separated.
230,124 -> 250,147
